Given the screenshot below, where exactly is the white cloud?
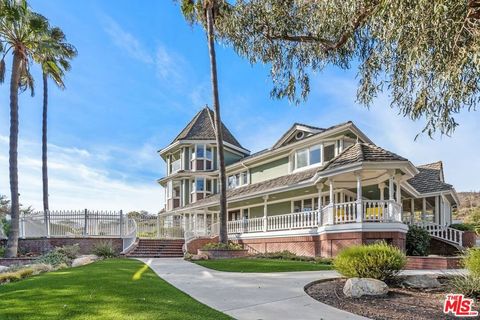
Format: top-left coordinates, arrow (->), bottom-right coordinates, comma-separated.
102,15 -> 187,89
0,137 -> 164,213
103,16 -> 153,64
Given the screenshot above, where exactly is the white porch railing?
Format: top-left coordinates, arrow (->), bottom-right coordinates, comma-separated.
415,222 -> 464,248
225,200 -> 403,234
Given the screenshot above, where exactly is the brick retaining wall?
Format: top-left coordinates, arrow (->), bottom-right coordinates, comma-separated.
232,231 -> 407,258
405,256 -> 462,270
0,238 -> 123,255
185,236 -> 219,255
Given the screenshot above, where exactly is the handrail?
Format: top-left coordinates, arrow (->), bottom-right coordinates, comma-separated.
414,222 -> 464,247
121,218 -> 137,253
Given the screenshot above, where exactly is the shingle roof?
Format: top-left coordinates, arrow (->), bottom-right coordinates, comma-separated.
408,161 -> 453,194
171,106 -> 247,151
322,143 -> 408,171
178,167 -> 319,210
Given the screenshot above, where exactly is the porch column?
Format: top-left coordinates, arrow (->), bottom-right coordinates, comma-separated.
422,198 -> 427,221
316,183 -> 324,225
317,183 -> 324,210
203,210 -> 207,235
378,182 -> 386,201
410,199 -> 415,224
388,174 -> 394,220
328,179 -> 335,225
395,175 -> 402,204
435,196 -> 440,225
263,195 -> 269,232
194,212 -> 198,234
355,173 -> 363,222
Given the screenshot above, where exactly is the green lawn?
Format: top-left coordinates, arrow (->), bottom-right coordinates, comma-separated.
194,258 -> 333,273
0,259 -> 231,320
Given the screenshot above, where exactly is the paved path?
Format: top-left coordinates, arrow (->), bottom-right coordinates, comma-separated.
140,258 -> 465,320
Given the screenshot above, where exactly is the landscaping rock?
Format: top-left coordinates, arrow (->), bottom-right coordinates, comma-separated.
0,266 -> 8,273
72,255 -> 99,267
402,275 -> 441,289
343,278 -> 388,298
191,253 -> 209,261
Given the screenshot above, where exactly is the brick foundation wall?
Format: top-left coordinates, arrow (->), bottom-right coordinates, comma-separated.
0,238 -> 123,255
232,231 -> 406,258
405,256 -> 462,270
463,231 -> 477,248
186,236 -> 218,254
0,258 -> 37,267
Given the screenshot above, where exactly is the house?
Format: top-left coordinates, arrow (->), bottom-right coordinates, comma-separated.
157,106 -> 460,257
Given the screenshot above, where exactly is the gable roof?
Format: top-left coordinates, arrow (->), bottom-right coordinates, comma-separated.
322,143 -> 408,171
408,161 -> 453,194
170,106 -> 247,151
273,122 -> 343,149
176,167 -> 319,210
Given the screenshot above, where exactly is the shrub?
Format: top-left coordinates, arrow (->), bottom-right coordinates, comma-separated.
0,246 -> 5,258
463,248 -> 480,277
333,242 -> 407,282
406,225 -> 431,256
202,242 -> 243,250
449,275 -> 480,298
31,263 -> 54,275
36,249 -> 70,266
92,240 -> 117,258
0,268 -> 34,284
450,223 -> 476,232
56,244 -> 80,260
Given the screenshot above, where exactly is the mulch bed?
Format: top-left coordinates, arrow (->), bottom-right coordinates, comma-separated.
305,278 -> 463,320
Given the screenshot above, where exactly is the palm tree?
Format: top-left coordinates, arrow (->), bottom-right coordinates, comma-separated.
0,0 -> 50,257
180,0 -> 228,243
35,27 -> 77,215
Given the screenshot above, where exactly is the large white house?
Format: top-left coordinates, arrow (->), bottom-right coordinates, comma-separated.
157,106 -> 461,257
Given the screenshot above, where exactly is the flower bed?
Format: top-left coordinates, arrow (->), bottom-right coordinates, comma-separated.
197,249 -> 249,259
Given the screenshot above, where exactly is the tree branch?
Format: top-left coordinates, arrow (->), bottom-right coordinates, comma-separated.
264,3 -> 377,52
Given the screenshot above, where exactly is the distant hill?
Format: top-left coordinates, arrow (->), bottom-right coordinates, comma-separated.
455,192 -> 480,222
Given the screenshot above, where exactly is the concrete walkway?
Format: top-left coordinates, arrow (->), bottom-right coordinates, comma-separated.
140,258 -> 465,320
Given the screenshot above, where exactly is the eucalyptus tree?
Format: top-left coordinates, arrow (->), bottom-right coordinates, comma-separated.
0,0 -> 50,257
180,0 -> 230,243
214,0 -> 480,136
35,27 -> 77,213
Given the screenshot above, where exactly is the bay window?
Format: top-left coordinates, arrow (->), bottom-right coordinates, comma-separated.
191,144 -> 213,171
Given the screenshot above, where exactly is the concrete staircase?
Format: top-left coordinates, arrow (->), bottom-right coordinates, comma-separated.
126,239 -> 184,258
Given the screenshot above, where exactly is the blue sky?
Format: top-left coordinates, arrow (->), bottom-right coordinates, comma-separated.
0,1 -> 479,213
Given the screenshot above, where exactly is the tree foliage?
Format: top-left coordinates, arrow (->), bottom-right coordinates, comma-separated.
213,0 -> 480,136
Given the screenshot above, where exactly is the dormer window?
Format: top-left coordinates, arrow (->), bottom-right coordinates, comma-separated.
191,144 -> 213,171
295,145 -> 321,169
323,143 -> 335,162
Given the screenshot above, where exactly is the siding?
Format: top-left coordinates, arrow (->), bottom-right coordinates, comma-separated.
250,157 -> 289,184
224,149 -> 243,166
267,201 -> 291,216
249,206 -> 263,218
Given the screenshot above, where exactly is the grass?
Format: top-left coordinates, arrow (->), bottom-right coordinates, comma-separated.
194,258 -> 333,273
0,259 -> 231,320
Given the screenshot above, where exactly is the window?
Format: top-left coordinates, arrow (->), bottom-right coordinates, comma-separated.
324,143 -> 335,162
227,171 -> 248,189
295,145 -> 321,169
191,144 -> 213,171
309,146 -> 321,165
295,149 -> 308,168
293,197 -> 319,212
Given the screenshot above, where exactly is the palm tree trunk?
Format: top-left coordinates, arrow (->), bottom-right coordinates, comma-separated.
6,51 -> 22,258
206,3 -> 228,244
42,72 -> 49,214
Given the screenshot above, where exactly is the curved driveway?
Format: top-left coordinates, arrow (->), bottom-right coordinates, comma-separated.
139,258 -> 369,320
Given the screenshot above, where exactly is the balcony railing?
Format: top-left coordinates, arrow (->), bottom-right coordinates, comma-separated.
226,200 -> 403,234
171,159 -> 182,173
